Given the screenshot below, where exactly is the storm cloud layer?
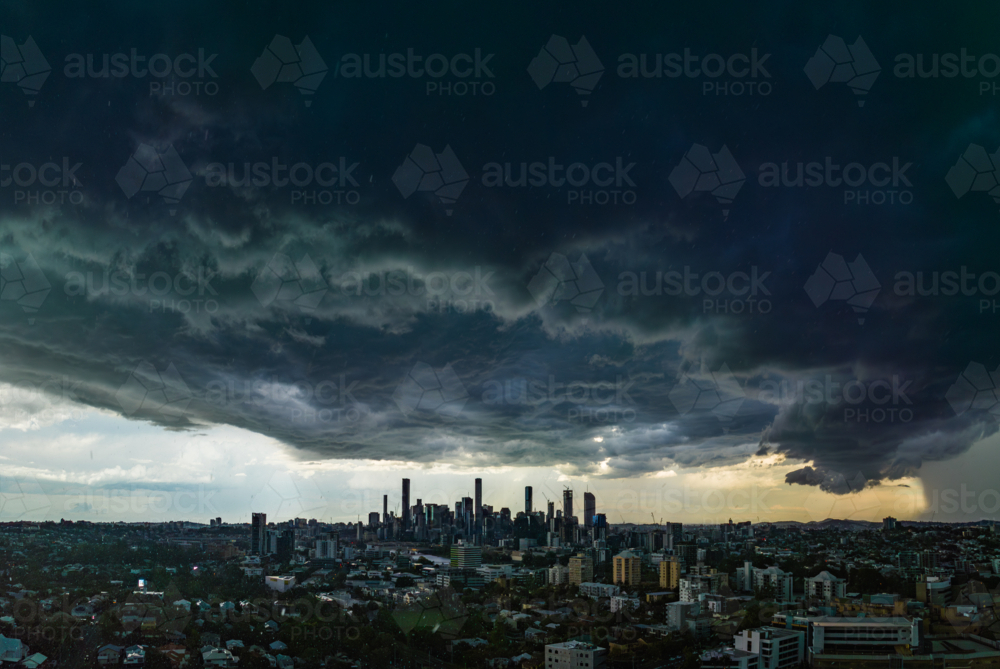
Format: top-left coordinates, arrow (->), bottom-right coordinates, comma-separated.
0,1 -> 999,504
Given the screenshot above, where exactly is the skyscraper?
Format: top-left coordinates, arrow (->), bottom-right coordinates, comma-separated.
525,486 -> 533,515
584,492 -> 595,528
462,496 -> 473,532
547,500 -> 555,522
251,513 -> 266,555
383,494 -> 388,525
563,488 -> 573,521
402,478 -> 411,530
475,478 -> 482,531
594,513 -> 608,540
667,522 -> 683,549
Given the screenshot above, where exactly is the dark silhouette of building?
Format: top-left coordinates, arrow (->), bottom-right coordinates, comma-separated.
475,478 -> 483,532
251,513 -> 266,555
402,478 -> 411,530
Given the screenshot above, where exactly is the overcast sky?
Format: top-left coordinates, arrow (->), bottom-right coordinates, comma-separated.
1,2 -> 1000,524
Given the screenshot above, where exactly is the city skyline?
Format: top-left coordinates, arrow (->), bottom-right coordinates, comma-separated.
1,3 -> 999,531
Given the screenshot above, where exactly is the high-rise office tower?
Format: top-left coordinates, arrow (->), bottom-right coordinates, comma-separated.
667,522 -> 683,549
462,497 -> 473,531
563,489 -> 573,521
475,478 -> 482,530
402,479 -> 411,530
383,495 -> 388,524
584,492 -> 595,528
525,486 -> 533,515
251,513 -> 266,555
594,513 -> 608,540
450,542 -> 483,569
547,501 -> 555,522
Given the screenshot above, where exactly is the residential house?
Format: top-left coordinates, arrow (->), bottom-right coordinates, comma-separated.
202,647 -> 238,668
156,644 -> 188,669
123,646 -> 146,667
97,645 -> 124,666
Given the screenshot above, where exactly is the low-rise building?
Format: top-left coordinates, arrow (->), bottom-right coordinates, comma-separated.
805,571 -> 846,601
701,648 -> 759,669
264,575 -> 296,593
578,582 -> 620,599
609,595 -> 640,613
545,640 -> 607,669
734,626 -> 805,669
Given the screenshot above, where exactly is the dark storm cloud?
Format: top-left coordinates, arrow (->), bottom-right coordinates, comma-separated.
0,0 -> 998,494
